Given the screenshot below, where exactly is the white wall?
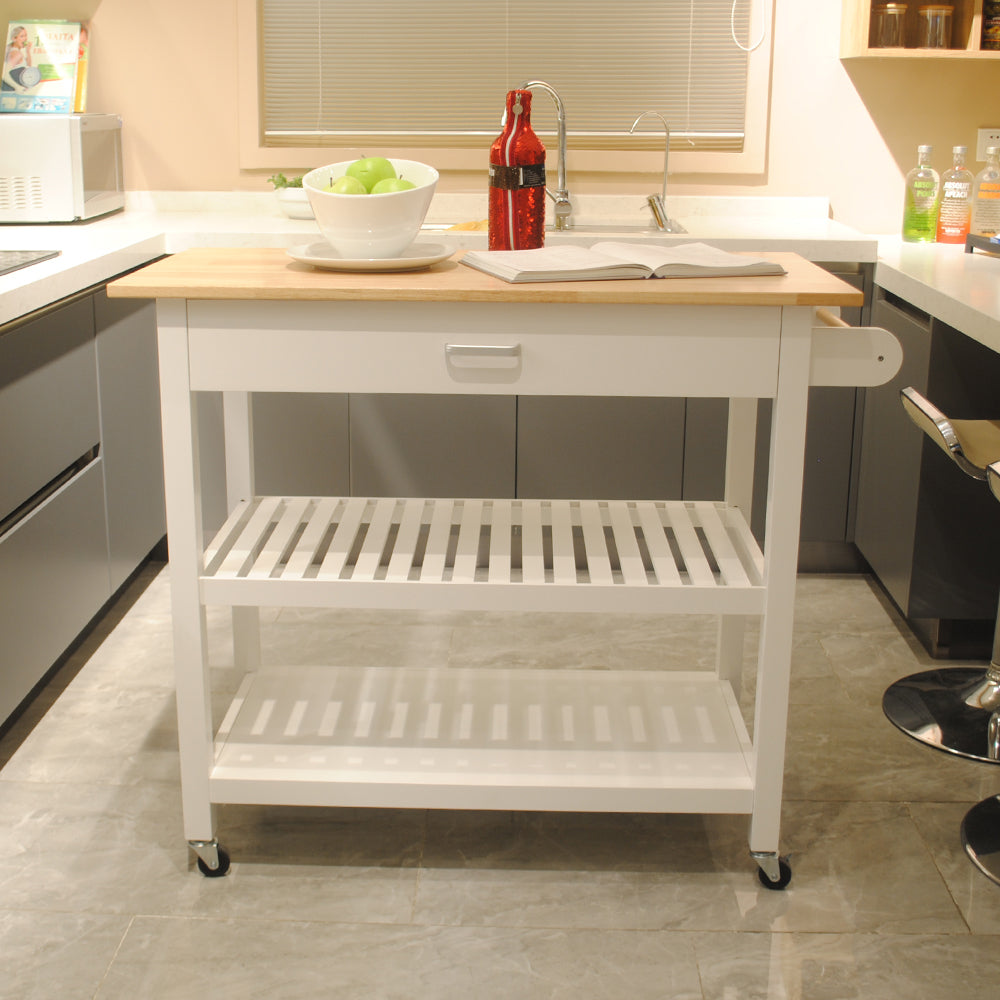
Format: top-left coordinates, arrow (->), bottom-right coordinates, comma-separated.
2,0 -> 997,233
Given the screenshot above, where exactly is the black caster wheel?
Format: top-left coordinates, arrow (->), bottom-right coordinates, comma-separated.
197,847 -> 231,878
757,857 -> 792,890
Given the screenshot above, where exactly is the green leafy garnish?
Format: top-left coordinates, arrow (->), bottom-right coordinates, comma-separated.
268,173 -> 304,189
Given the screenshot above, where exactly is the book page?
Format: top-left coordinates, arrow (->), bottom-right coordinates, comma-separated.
592,241 -> 777,271
476,244 -> 649,273
460,244 -> 652,281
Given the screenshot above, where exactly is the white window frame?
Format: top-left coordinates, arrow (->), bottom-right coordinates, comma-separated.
236,0 -> 774,176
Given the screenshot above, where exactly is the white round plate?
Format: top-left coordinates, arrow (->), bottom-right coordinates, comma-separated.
287,241 -> 453,272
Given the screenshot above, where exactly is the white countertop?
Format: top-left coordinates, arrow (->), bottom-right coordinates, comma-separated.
0,192 -> 878,328
874,237 -> 1000,355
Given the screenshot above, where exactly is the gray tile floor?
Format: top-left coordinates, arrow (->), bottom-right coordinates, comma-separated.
3,562 -> 1000,999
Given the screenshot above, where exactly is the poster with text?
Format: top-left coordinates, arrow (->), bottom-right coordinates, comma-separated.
1,20 -> 81,113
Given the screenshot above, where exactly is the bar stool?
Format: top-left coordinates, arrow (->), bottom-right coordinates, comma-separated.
962,461 -> 1000,884
881,387 -> 1000,763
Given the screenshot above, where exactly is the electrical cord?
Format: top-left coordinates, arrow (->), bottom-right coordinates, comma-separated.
731,0 -> 768,52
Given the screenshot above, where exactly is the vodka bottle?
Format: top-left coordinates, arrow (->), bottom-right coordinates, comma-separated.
489,89 -> 546,251
902,145 -> 940,243
935,145 -> 973,244
971,146 -> 1000,237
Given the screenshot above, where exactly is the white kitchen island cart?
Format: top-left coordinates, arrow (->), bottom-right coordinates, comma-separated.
109,248 -> 898,885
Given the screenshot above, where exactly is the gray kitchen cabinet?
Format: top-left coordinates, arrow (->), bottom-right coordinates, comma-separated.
94,288 -> 166,591
345,395 -> 684,502
247,395 -> 511,505
350,394 -> 516,498
1,282 -> 166,729
0,294 -> 109,724
252,393 -> 350,497
855,287 -> 1000,657
0,460 -> 110,725
516,396 -> 685,499
744,387 -> 862,568
0,294 -> 101,523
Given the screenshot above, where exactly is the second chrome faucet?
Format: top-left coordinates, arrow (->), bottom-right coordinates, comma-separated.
630,110 -> 684,234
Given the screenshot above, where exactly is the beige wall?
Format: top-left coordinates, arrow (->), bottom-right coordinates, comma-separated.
3,1 -> 998,233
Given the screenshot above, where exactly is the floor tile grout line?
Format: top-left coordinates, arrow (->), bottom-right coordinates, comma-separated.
904,799 -> 978,935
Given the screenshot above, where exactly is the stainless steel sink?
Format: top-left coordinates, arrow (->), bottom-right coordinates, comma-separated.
421,222 -> 688,237
553,222 -> 688,236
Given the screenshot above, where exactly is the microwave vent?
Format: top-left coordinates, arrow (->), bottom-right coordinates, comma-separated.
0,176 -> 44,212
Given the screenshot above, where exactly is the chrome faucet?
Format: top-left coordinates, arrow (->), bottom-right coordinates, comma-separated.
517,79 -> 572,230
629,111 -> 684,234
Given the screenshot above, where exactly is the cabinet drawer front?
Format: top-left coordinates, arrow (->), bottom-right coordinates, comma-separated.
0,459 -> 110,723
0,296 -> 99,521
185,300 -> 781,398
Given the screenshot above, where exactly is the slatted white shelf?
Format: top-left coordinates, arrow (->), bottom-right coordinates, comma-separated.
200,496 -> 765,615
210,665 -> 755,813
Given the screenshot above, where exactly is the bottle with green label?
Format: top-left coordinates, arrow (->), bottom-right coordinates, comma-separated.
902,144 -> 940,243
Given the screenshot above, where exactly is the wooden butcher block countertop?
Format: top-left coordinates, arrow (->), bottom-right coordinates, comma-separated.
107,247 -> 863,308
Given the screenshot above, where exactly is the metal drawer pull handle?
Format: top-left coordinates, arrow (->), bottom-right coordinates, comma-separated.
445,343 -> 522,368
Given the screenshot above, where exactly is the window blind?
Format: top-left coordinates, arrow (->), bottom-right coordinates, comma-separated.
260,0 -> 752,151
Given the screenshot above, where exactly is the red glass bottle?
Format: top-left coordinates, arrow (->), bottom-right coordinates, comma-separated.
489,89 -> 546,250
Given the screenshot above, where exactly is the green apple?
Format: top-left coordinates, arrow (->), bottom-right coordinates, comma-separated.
345,156 -> 397,192
370,177 -> 416,194
326,175 -> 367,195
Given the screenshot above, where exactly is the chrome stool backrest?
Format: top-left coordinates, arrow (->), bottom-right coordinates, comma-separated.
900,386 -> 1000,480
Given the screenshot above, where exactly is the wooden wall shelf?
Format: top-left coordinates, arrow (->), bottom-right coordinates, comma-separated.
841,0 -> 1000,58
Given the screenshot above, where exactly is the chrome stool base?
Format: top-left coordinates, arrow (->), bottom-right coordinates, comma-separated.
962,795 -> 1000,887
882,667 -> 1000,763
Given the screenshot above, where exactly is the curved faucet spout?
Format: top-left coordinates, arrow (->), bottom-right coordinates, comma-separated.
516,79 -> 572,229
629,111 -> 683,234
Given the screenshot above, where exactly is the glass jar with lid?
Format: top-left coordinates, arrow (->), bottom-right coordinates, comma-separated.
983,0 -> 1000,50
872,3 -> 907,47
918,5 -> 953,48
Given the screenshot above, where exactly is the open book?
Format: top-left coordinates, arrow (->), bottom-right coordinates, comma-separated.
460,241 -> 787,283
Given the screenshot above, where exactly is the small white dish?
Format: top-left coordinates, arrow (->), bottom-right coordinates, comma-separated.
276,188 -> 314,219
287,241 -> 454,272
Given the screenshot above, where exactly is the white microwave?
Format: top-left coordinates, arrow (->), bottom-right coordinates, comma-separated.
0,113 -> 125,223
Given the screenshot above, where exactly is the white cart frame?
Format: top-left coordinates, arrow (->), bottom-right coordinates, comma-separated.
112,250 -> 898,883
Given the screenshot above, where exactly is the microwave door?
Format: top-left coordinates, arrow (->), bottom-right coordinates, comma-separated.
79,120 -> 124,219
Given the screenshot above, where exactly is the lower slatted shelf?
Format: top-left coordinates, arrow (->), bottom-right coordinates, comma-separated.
201,496 -> 765,615
210,665 -> 755,814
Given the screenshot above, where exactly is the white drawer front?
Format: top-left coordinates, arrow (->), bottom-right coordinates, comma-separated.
185,300 -> 782,399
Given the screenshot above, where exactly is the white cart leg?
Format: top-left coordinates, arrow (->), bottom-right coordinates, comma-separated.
156,300 -> 218,853
717,617 -> 747,700
749,307 -> 813,884
724,397 -> 758,522
223,391 -> 261,672
718,398 -> 759,695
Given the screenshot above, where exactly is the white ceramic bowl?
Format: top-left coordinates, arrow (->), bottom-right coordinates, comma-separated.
303,158 -> 439,259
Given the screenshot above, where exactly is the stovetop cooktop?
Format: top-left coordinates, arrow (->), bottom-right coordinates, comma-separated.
0,249 -> 61,277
